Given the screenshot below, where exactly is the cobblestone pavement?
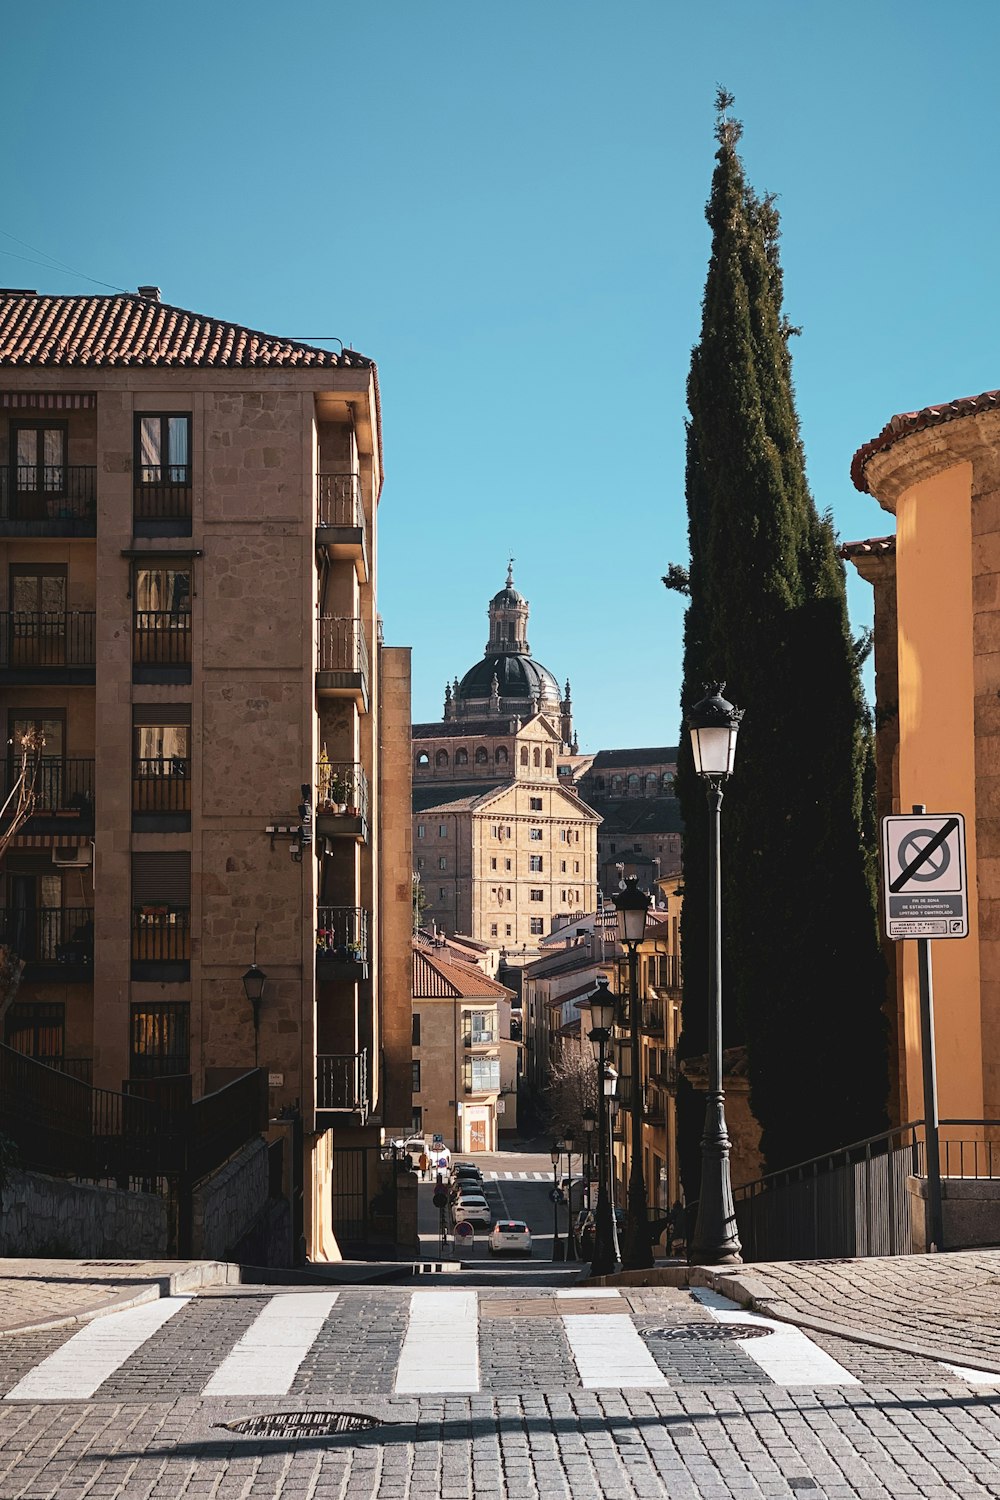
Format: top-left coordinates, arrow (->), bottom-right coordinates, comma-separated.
713,1249 -> 1000,1370
0,1260 -> 238,1335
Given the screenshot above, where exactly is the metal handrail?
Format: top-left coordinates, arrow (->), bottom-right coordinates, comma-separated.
133,611 -> 191,665
131,906 -> 191,962
133,758 -> 191,812
316,906 -> 370,962
315,760 -> 369,821
317,616 -> 369,681
0,612 -> 96,669
0,466 -> 97,519
317,1050 -> 368,1111
1,757 -> 94,818
0,907 -> 94,965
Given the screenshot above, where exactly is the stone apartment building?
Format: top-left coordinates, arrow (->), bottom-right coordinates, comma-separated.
412,567 -> 599,950
0,289 -> 412,1259
567,748 -> 682,896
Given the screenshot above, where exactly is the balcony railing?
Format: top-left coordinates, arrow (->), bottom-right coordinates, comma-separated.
0,907 -> 94,971
134,466 -> 193,522
133,758 -> 191,813
316,906 -> 369,964
652,954 -> 682,993
317,472 -> 366,531
315,760 -> 369,822
317,1049 -> 368,1113
317,616 -> 369,680
641,997 -> 666,1035
133,611 -> 192,666
0,467 -> 97,528
1,757 -> 94,828
132,906 -> 191,963
0,612 -> 96,672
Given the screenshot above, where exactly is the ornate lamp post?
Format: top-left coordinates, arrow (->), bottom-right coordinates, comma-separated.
607,1087 -> 622,1264
688,682 -> 744,1266
613,876 -> 654,1270
581,1109 -> 596,1212
241,963 -> 267,1069
550,1138 -> 565,1261
586,975 -> 619,1276
563,1129 -> 577,1261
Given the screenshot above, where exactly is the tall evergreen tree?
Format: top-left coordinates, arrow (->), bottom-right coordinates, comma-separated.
667,94 -> 886,1183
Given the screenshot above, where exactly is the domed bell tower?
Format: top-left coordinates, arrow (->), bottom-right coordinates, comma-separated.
487,561 -> 530,655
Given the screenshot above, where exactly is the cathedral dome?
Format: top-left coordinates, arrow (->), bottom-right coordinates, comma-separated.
457,653 -> 561,706
491,582 -> 525,609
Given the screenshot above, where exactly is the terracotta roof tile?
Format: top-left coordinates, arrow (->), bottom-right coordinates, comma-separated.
851,391 -> 1000,493
0,292 -> 372,370
412,945 -> 514,1000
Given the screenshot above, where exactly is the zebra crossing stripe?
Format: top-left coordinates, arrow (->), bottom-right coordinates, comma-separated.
562,1313 -> 669,1389
4,1296 -> 192,1401
203,1291 -> 339,1395
692,1288 -> 859,1386
394,1290 -> 478,1393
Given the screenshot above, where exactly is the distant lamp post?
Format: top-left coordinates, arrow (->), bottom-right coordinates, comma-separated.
563,1129 -> 577,1261
613,875 -> 654,1270
581,1109 -> 596,1211
241,963 -> 267,1069
550,1138 -> 565,1262
586,973 -> 619,1276
688,681 -> 743,1267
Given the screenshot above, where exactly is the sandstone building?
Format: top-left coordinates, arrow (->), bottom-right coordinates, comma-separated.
0,289 -> 412,1259
412,567 -> 599,949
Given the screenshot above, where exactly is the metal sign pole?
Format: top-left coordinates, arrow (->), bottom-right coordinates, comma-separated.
912,804 -> 944,1251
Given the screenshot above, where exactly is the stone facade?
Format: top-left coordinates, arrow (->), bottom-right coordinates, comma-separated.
190,1138 -> 270,1261
0,290 -> 412,1261
0,1170 -> 168,1258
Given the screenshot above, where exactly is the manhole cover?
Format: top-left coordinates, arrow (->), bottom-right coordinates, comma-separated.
218,1411 -> 386,1439
642,1323 -> 773,1341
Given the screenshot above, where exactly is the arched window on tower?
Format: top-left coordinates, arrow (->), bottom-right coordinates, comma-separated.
628,773 -> 640,795
520,746 -> 529,766
496,746 -> 508,765
436,749 -> 449,768
545,749 -> 553,768
612,775 -> 623,793
533,747 -> 541,768
645,773 -> 657,795
416,751 -> 429,768
475,746 -> 488,764
455,747 -> 468,767
508,622 -> 516,640
662,772 -> 673,792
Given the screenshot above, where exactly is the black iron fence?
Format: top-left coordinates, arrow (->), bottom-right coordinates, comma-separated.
316,906 -> 369,963
2,756 -> 94,820
640,997 -> 665,1034
133,611 -> 191,666
133,757 -> 191,813
185,1069 -> 268,1183
316,472 -> 366,530
329,1142 -> 398,1252
733,1118 -> 1000,1262
317,616 -> 369,681
0,466 -> 97,521
316,1050 -> 368,1112
133,474 -> 192,521
0,906 -> 94,967
132,906 -> 191,963
0,612 -> 96,670
315,759 -> 369,821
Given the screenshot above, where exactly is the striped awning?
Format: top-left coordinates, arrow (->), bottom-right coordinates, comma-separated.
0,392 -> 95,410
11,832 -> 87,848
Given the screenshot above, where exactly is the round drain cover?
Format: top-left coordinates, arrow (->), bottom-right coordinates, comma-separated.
642,1322 -> 773,1341
219,1411 -> 385,1439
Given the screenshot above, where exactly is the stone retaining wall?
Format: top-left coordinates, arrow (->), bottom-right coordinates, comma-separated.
192,1139 -> 269,1260
0,1170 -> 169,1257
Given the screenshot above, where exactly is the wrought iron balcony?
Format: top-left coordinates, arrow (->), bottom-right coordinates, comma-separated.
316,1049 -> 368,1115
131,906 -> 191,981
133,758 -> 191,815
133,466 -> 193,530
0,612 -> 96,681
316,906 -> 370,981
0,467 -> 97,534
640,996 -> 666,1035
133,611 -> 192,676
315,759 -> 369,842
652,954 -> 682,993
0,906 -> 94,980
317,472 -> 366,530
316,616 -> 370,709
1,757 -> 94,834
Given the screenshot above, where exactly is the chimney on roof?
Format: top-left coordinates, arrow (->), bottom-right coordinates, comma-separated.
137,285 -> 161,301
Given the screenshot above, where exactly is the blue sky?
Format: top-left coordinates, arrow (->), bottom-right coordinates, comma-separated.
3,2 -> 995,748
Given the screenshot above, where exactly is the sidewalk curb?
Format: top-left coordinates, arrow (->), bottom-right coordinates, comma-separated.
697,1267 -> 1000,1378
0,1260 -> 239,1339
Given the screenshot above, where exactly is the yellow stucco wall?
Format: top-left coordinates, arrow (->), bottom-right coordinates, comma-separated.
893,461 -> 982,1120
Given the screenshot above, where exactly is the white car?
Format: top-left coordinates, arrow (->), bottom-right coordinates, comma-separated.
452,1196 -> 491,1228
488,1220 -> 532,1256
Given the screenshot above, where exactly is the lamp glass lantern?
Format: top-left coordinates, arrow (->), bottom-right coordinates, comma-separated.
563,1131 -> 575,1154
550,1141 -> 562,1167
241,964 -> 267,1005
603,1064 -> 618,1100
613,876 -> 651,945
588,976 -> 618,1033
688,683 -> 743,780
581,1109 -> 596,1139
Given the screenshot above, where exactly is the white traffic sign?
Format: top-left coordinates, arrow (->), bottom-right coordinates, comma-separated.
881,813 -> 968,940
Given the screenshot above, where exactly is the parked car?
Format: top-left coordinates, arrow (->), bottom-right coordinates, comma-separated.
451,1189 -> 490,1215
574,1206 -> 624,1257
452,1198 -> 492,1229
450,1162 -> 484,1182
488,1220 -> 532,1256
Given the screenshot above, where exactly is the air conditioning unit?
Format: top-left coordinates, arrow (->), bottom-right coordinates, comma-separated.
53,844 -> 93,868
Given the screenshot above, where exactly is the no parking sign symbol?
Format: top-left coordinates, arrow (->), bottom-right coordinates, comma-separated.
881,812 -> 968,940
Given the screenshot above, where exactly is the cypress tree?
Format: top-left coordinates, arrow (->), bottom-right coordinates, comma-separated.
667,93 -> 887,1183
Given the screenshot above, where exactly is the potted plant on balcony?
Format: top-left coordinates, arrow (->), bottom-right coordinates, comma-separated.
327,770 -> 347,815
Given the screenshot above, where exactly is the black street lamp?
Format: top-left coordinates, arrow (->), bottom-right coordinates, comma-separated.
607,1088 -> 622,1265
613,876 -> 654,1270
241,963 -> 267,1069
585,975 -> 619,1276
550,1137 -> 565,1261
687,681 -> 743,1267
563,1129 -> 577,1261
581,1109 -> 596,1212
